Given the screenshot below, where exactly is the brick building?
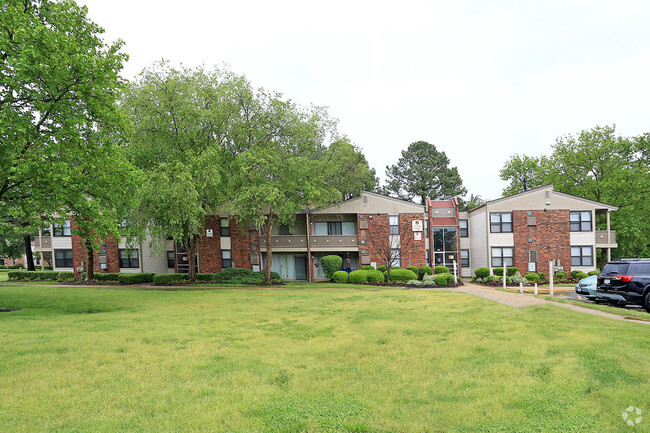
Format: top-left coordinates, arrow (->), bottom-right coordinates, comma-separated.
32,186 -> 618,280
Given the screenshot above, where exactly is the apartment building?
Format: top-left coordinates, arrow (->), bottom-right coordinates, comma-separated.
31,186 -> 618,280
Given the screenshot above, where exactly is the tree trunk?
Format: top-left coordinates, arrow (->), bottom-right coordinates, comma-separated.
264,219 -> 274,284
186,236 -> 199,283
23,235 -> 35,271
85,238 -> 94,281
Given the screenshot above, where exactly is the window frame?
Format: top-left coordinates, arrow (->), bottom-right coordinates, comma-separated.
389,216 -> 400,235
119,249 -> 139,269
220,217 -> 230,237
54,249 -> 73,268
491,247 -> 514,268
490,213 -> 512,233
460,249 -> 469,267
167,251 -> 175,269
222,249 -> 232,268
570,211 -> 592,232
571,246 -> 593,266
459,219 -> 468,237
53,219 -> 71,237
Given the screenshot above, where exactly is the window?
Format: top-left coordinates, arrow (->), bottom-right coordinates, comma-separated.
220,217 -> 230,236
53,219 -> 71,237
426,249 -> 430,266
119,249 -> 139,268
571,246 -> 593,266
42,225 -> 51,236
433,228 -> 457,252
460,249 -> 469,267
459,219 -> 468,237
54,249 -> 73,268
570,211 -> 592,232
222,250 -> 232,268
529,250 -> 538,263
424,220 -> 429,239
391,248 -> 401,267
328,222 -> 342,235
490,213 -> 512,233
491,247 -> 514,268
167,251 -> 175,268
389,216 -> 399,235
314,221 -> 356,235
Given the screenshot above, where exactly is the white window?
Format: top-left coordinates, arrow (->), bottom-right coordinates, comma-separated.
491,247 -> 514,268
571,246 -> 593,266
389,216 -> 399,235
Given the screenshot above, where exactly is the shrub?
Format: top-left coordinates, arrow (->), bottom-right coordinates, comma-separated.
389,268 -> 417,282
212,268 -> 267,284
94,273 -> 120,282
418,266 -> 432,280
570,270 -> 588,281
445,273 -> 456,285
510,272 -> 528,285
377,265 -> 387,272
392,266 -> 402,270
406,280 -> 422,286
361,265 -> 375,271
537,272 -> 546,282
406,266 -> 418,275
493,268 -> 504,276
57,271 -> 74,282
7,271 -> 24,280
422,274 -> 436,285
434,274 -> 449,286
366,270 -> 385,283
153,273 -> 189,285
457,277 -> 463,283
506,266 -> 520,277
118,273 -> 155,284
332,271 -> 349,283
321,255 -> 343,280
555,271 -> 567,280
475,267 -> 490,278
349,270 -> 368,284
588,270 -> 599,276
195,273 -> 218,282
525,272 -> 541,283
484,275 -> 495,283
434,265 -> 449,274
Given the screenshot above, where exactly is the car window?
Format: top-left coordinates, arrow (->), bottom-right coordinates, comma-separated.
601,263 -> 629,275
629,263 -> 650,275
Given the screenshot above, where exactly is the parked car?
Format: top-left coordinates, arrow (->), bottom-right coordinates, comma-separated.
575,275 -> 626,304
597,258 -> 650,312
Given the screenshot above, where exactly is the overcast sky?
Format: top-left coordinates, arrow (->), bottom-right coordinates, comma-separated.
77,0 -> 650,201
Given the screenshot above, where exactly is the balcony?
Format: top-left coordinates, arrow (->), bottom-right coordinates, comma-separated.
310,235 -> 358,251
595,230 -> 617,246
33,236 -> 52,250
263,235 -> 308,250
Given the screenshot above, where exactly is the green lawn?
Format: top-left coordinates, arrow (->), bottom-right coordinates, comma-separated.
0,283 -> 648,432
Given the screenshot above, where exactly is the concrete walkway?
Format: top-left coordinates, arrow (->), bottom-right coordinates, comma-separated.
431,282 -> 650,325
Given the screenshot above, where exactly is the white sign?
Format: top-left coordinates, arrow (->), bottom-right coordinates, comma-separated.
414,232 -> 422,241
252,265 -> 260,272
206,229 -> 213,237
411,220 -> 423,232
528,262 -> 536,272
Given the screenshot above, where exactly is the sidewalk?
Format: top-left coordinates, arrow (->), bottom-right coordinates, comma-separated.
433,282 -> 650,325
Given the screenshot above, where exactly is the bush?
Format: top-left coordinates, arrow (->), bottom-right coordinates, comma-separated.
321,255 -> 342,280
493,268 -> 504,276
349,270 -> 368,284
422,274 -> 436,285
434,265 -> 449,274
510,272 -> 528,285
525,272 -> 541,283
537,272 -> 546,282
153,273 -> 190,285
475,267 -> 490,278
366,270 -> 385,283
118,273 -> 155,284
418,266 -> 432,280
57,271 -> 74,282
588,270 -> 599,276
377,265 -> 387,272
8,271 -> 61,281
506,267 -> 520,277
7,271 -> 24,280
389,268 -> 418,282
446,273 -> 456,285
94,273 -> 120,282
555,271 -> 567,280
212,268 -> 267,284
332,271 -> 349,283
406,279 -> 422,286
406,266 -> 418,275
570,270 -> 588,281
361,265 -> 375,271
195,273 -> 218,282
434,274 -> 449,286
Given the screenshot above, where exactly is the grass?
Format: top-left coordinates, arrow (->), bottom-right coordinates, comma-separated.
542,296 -> 650,321
0,269 -> 9,281
0,282 -> 648,432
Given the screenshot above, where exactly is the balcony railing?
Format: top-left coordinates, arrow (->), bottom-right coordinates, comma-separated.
310,235 -> 358,250
33,236 -> 52,250
595,230 -> 616,245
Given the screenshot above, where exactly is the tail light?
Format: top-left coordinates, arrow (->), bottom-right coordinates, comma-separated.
615,275 -> 633,282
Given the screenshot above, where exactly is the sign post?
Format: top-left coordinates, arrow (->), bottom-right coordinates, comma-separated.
549,261 -> 554,296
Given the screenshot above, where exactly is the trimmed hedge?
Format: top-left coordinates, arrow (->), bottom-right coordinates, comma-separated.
588,270 -> 599,276
153,273 -> 189,285
388,268 -> 417,282
366,270 -> 385,283
418,266 -> 432,280
349,270 -> 368,283
95,273 -> 120,282
555,271 -> 567,280
361,265 -> 375,271
493,268 -> 504,276
118,273 -> 155,284
406,266 -> 418,275
377,265 -> 387,272
8,270 -> 61,281
57,271 -> 74,282
537,272 -> 546,282
506,267 -> 520,277
475,267 -> 489,278
434,274 -> 449,286
570,270 -> 588,281
525,272 -> 541,283
333,271 -> 349,283
434,265 -> 449,274
321,255 -> 343,280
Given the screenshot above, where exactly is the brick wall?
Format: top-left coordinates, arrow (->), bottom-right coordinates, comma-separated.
512,210 -> 571,275
230,219 -> 259,269
399,213 -> 426,268
198,216 -> 222,273
71,219 -> 120,278
358,213 -> 389,267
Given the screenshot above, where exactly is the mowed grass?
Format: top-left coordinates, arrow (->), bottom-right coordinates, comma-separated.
0,283 -> 648,433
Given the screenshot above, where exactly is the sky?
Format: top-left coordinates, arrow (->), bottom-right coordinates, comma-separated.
77,0 -> 650,201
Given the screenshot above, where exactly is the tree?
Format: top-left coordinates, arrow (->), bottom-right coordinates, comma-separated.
322,139 -> 377,199
0,0 -> 128,219
499,125 -> 650,260
362,216 -> 414,281
383,141 -> 467,204
457,194 -> 486,212
120,62 -> 244,282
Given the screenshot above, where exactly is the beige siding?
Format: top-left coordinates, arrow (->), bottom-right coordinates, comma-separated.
51,237 -> 73,250
570,231 -> 595,246
313,191 -> 424,215
488,232 -> 515,246
468,209 -> 488,275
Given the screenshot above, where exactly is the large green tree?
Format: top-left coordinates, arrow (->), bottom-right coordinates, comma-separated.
322,139 -> 377,199
120,62 -> 245,282
500,125 -> 650,260
383,141 -> 467,204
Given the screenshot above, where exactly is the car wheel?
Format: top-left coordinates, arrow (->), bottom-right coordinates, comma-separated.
644,290 -> 650,313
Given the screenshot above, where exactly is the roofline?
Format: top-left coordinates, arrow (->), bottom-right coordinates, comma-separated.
309,190 -> 425,213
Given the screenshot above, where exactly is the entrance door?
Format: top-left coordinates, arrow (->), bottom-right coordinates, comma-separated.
294,255 -> 308,280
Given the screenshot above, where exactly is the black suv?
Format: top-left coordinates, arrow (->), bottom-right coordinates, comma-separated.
597,258 -> 650,312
